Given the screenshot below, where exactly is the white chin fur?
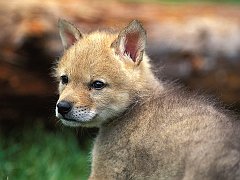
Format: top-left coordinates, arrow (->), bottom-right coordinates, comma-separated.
60,118 -> 101,128
60,119 -> 82,127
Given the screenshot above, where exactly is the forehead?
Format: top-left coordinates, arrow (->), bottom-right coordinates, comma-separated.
57,32 -> 122,80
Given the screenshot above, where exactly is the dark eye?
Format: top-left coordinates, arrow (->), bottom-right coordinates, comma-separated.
91,80 -> 106,90
60,75 -> 68,84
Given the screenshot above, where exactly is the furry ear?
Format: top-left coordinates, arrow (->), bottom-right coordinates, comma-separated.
58,19 -> 82,50
111,20 -> 146,65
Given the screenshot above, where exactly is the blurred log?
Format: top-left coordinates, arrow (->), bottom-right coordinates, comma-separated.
0,0 -> 240,125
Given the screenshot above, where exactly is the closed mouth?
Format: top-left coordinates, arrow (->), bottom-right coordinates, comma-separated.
60,117 -> 95,123
61,118 -> 79,122
59,114 -> 99,127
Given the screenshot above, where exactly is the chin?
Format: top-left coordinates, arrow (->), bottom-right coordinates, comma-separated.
60,119 -> 82,127
60,118 -> 101,128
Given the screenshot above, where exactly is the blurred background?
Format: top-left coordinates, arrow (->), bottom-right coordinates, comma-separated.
1,0 -> 240,179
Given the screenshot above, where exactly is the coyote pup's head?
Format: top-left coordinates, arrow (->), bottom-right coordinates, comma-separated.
55,19 -> 155,127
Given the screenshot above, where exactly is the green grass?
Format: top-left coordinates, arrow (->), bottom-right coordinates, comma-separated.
0,124 -> 91,180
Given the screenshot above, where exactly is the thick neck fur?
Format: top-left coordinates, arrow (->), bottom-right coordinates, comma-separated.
91,80 -> 239,179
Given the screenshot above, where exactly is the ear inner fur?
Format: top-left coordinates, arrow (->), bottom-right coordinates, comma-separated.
58,19 -> 83,50
111,20 -> 146,65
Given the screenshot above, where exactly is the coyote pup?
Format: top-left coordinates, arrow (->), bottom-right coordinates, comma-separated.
55,19 -> 240,179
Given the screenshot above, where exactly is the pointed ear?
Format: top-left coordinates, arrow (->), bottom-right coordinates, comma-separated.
111,20 -> 146,65
58,19 -> 83,50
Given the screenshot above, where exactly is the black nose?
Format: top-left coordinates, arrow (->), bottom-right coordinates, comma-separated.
57,101 -> 72,116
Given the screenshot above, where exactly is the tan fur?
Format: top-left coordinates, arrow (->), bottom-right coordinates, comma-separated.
55,20 -> 240,179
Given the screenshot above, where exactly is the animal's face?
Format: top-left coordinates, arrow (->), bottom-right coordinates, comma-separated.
55,20 -> 147,127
